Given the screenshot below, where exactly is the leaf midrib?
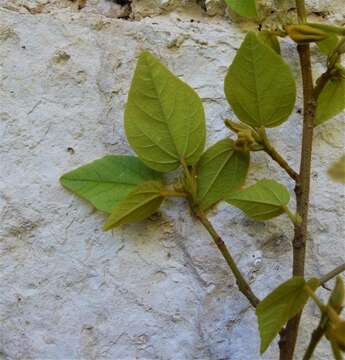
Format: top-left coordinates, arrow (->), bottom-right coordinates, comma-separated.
111,193 -> 162,225
198,149 -> 234,202
143,55 -> 180,159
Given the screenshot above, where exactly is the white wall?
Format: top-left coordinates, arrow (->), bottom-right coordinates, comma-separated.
0,1 -> 344,359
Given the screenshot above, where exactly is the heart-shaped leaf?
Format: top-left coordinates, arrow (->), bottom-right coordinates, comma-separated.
224,32 -> 296,128
103,181 -> 164,230
315,76 -> 345,126
225,0 -> 257,17
256,277 -> 320,354
125,51 -> 206,172
226,179 -> 290,220
60,155 -> 161,213
196,139 -> 249,210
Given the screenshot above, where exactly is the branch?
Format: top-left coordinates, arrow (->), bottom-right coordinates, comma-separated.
303,323 -> 326,360
314,38 -> 345,100
313,70 -> 333,100
258,128 -> 299,181
320,263 -> 345,285
303,265 -> 345,359
194,207 -> 260,308
279,1 -> 316,359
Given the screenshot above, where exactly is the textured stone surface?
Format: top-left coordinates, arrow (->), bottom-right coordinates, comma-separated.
0,1 -> 344,359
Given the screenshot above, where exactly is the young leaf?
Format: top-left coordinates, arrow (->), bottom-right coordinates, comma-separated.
315,77 -> 345,126
196,139 -> 249,210
225,0 -> 257,18
224,32 -> 296,128
60,155 -> 161,213
103,181 -> 164,230
256,277 -> 320,354
328,155 -> 345,184
257,31 -> 281,54
226,179 -> 290,221
125,51 -> 206,173
317,34 -> 339,55
306,22 -> 345,36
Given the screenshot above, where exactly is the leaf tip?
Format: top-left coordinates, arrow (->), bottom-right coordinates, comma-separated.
59,174 -> 68,186
103,221 -> 113,232
138,50 -> 155,63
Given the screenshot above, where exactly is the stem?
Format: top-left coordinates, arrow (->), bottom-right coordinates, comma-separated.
314,38 -> 345,101
320,263 -> 345,285
194,207 -> 260,308
303,323 -> 326,360
258,128 -> 299,181
181,159 -> 197,199
296,0 -> 306,22
314,71 -> 333,99
279,1 -> 317,358
304,285 -> 325,311
331,341 -> 343,360
283,205 -> 302,226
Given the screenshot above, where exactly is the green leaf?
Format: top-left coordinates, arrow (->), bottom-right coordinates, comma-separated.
226,179 -> 290,221
225,0 -> 257,17
307,22 -> 345,36
103,181 -> 164,230
315,77 -> 345,126
125,51 -> 206,172
328,155 -> 345,184
256,277 -> 320,354
257,31 -> 281,54
60,155 -> 161,213
224,32 -> 296,128
196,139 -> 249,210
317,34 -> 339,55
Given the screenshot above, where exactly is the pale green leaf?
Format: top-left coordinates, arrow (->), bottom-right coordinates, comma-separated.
256,277 -> 320,354
224,32 -> 296,128
196,139 -> 249,210
307,22 -> 345,36
257,31 -> 281,54
125,51 -> 206,172
225,0 -> 257,17
317,34 -> 339,55
103,181 -> 164,230
315,77 -> 345,126
60,155 -> 161,213
328,155 -> 345,184
226,179 -> 290,221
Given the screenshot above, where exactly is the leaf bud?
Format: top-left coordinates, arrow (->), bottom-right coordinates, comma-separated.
328,276 -> 345,314
234,129 -> 255,152
285,24 -> 329,44
306,23 -> 345,36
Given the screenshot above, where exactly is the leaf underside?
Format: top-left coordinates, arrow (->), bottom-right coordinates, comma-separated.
60,155 -> 161,213
317,34 -> 339,55
224,32 -> 296,128
103,181 -> 164,230
256,277 -> 320,354
125,51 -> 206,172
315,77 -> 345,126
226,179 -> 290,220
225,0 -> 257,17
196,139 -> 250,210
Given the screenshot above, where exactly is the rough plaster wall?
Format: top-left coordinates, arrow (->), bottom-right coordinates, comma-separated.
0,0 -> 344,359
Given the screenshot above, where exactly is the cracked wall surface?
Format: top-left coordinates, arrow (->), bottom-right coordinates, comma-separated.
0,0 -> 344,359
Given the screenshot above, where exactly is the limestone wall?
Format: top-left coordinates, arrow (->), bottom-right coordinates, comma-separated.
0,1 -> 344,359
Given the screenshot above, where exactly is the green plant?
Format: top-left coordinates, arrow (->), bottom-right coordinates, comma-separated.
60,0 -> 345,358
